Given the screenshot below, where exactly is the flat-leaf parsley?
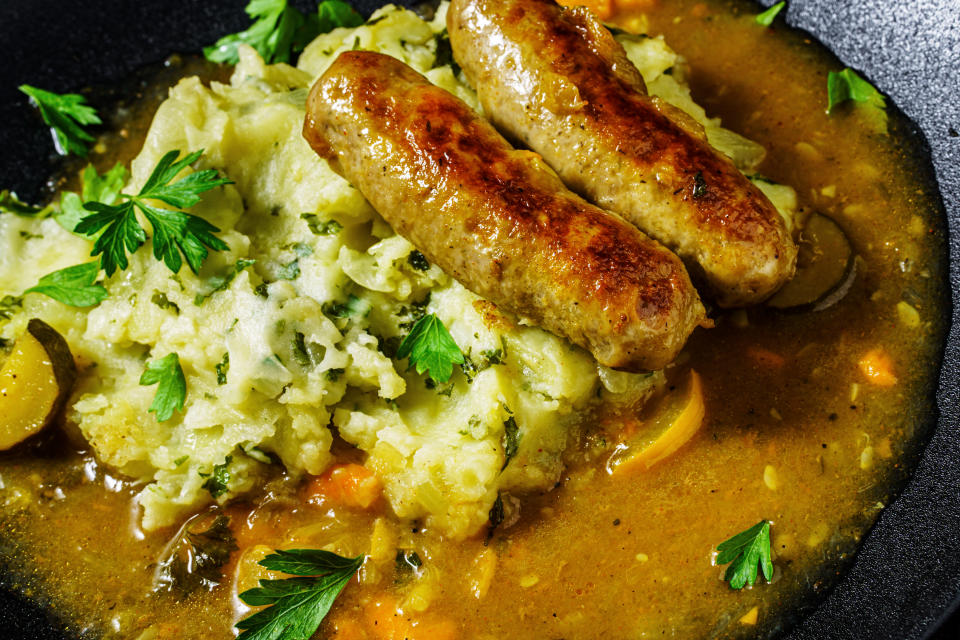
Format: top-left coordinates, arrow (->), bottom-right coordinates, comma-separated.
75,150 -> 232,276
205,0 -> 363,66
0,190 -> 53,218
236,548 -> 364,640
715,520 -> 774,590
827,68 -> 885,114
395,313 -> 464,384
57,163 -> 128,236
201,456 -> 233,499
24,262 -> 108,308
316,0 -> 364,32
139,352 -> 187,422
755,1 -> 785,26
19,85 -> 101,156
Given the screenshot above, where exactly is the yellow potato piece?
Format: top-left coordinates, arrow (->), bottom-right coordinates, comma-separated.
607,370 -> 705,474
0,319 -> 76,450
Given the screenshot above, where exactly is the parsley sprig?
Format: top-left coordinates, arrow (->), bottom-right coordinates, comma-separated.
827,68 -> 885,114
0,190 -> 53,218
24,262 -> 108,308
140,352 -> 187,422
236,549 -> 364,640
58,163 -> 128,236
501,416 -> 520,471
202,456 -> 233,499
315,1 -> 365,32
755,1 -> 785,26
715,520 -> 774,590
75,150 -> 232,276
19,85 -> 101,156
205,0 -> 363,66
396,313 -> 464,384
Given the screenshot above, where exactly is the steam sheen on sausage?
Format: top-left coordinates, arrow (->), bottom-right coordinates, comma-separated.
303,51 -> 705,371
447,0 -> 798,306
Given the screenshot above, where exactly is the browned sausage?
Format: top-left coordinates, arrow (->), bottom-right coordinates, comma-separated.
447,0 -> 798,307
303,51 -> 705,371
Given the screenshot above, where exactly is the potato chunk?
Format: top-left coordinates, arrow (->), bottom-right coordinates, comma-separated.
0,319 -> 77,450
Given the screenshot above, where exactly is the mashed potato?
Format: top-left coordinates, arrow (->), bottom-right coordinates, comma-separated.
0,3 -> 797,538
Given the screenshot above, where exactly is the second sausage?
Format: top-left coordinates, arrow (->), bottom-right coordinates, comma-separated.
448,0 -> 798,306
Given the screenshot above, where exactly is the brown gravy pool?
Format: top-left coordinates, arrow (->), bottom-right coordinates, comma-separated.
0,1 -> 948,638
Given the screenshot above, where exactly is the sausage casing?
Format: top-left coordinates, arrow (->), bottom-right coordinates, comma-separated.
303,51 -> 705,371
447,0 -> 798,306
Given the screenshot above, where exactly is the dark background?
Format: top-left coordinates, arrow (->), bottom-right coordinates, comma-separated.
0,0 -> 958,638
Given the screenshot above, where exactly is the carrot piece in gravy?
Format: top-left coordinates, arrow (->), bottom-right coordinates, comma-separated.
858,348 -> 898,386
364,597 -> 411,640
362,596 -> 457,640
225,504 -> 289,550
303,463 -> 382,509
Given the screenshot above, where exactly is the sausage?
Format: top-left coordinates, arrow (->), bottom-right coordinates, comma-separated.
303,51 -> 705,371
447,0 -> 798,307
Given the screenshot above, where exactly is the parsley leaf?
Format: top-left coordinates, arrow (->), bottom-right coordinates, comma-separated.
195,258 -> 257,305
202,456 -> 233,499
827,68 -> 885,114
140,352 -> 187,422
216,352 -> 230,385
0,190 -> 53,218
205,0 -> 298,64
755,1 -> 785,26
24,262 -> 108,307
323,294 -> 370,319
0,295 -> 24,321
57,163 -> 128,236
138,149 -> 230,207
300,213 -> 342,236
292,331 -> 312,367
276,257 -> 301,280
19,85 -> 101,157
235,548 -> 364,640
151,290 -> 180,314
501,416 -> 520,471
316,1 -> 363,32
395,313 -> 464,383
84,162 -> 129,203
205,0 -> 361,67
488,492 -> 505,537
75,150 -> 231,276
715,520 -> 774,590
78,201 -> 146,276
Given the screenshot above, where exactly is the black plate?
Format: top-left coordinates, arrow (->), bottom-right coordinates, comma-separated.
1,1 -> 958,638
